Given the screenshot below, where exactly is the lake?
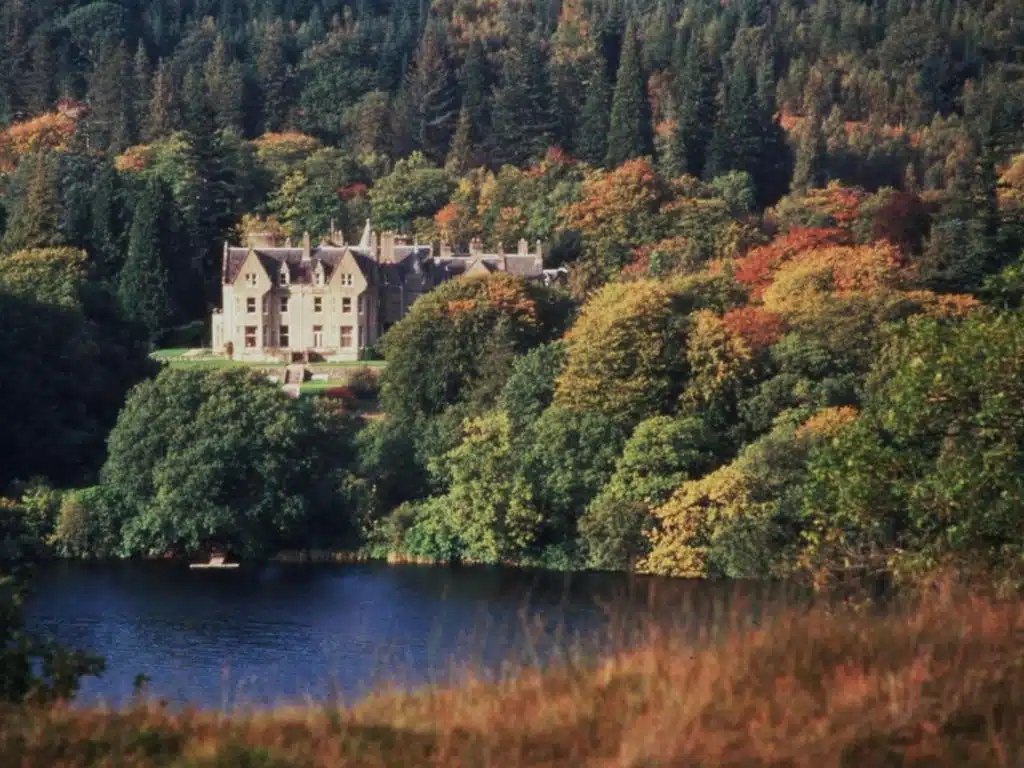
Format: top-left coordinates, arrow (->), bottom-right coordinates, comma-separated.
23,561 -> 790,710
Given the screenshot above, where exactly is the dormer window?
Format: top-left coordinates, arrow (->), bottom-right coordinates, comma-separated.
314,264 -> 325,287
340,273 -> 353,287
278,265 -> 290,286
244,272 -> 257,287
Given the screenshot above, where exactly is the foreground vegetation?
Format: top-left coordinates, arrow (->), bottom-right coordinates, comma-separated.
2,585 -> 1022,766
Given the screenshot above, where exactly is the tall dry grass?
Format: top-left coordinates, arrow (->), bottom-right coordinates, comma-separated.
2,583 -> 1023,766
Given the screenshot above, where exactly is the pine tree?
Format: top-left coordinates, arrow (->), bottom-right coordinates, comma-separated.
551,0 -> 597,154
445,105 -> 473,175
605,22 -> 652,167
25,30 -> 55,114
256,21 -> 290,133
406,23 -> 457,164
2,153 -> 62,253
146,59 -> 174,141
132,44 -> 153,135
459,38 -> 490,145
204,36 -> 244,133
119,176 -> 174,343
490,34 -> 558,167
792,111 -> 827,192
672,31 -> 718,178
86,42 -> 134,152
576,53 -> 611,165
89,161 -> 124,279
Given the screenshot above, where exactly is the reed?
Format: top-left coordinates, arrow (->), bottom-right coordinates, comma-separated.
2,581 -> 1022,766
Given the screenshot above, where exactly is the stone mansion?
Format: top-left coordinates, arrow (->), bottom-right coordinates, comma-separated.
211,222 -> 566,361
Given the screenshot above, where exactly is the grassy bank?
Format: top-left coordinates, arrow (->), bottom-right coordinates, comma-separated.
3,586 -> 1023,766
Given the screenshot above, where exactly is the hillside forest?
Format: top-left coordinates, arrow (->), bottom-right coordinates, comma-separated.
1,0 -> 1024,606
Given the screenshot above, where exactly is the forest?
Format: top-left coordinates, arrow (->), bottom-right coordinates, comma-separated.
1,0 -> 1024,597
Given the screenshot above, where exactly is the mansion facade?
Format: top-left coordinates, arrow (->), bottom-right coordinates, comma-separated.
211,222 -> 564,362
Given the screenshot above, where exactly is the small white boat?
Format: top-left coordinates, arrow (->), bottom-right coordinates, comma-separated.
189,554 -> 240,569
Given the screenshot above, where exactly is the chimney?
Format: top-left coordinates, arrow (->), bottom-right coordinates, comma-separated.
301,231 -> 311,261
469,237 -> 483,258
518,238 -> 529,256
382,231 -> 396,263
535,240 -> 544,268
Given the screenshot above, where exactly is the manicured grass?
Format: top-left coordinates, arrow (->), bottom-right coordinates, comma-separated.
2,584 -> 1022,766
150,348 -> 191,359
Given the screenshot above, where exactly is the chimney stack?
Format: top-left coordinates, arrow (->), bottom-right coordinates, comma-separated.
469,237 -> 483,258
518,238 -> 529,256
301,232 -> 311,261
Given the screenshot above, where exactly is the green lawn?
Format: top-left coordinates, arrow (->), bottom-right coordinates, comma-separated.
151,349 -> 386,371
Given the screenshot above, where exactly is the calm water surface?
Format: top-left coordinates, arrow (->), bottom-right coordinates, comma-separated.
23,561 -> 784,709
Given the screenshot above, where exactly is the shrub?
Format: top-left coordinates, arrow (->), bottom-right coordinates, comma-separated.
346,367 -> 380,400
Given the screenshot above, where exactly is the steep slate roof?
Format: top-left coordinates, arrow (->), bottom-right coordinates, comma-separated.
223,246 -> 383,285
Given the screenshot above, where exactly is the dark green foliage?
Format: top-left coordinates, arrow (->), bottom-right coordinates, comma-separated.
2,154 -> 63,254
0,285 -> 155,492
500,341 -> 567,428
117,176 -> 176,342
100,368 -> 359,559
489,34 -> 558,167
605,23 -> 652,168
575,55 -> 611,166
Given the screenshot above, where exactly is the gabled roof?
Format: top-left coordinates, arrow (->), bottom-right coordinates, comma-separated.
225,246 -> 374,285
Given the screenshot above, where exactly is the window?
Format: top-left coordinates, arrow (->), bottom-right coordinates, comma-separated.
246,297 -> 256,314
314,296 -> 323,313
314,267 -> 325,287
342,297 -> 352,313
341,273 -> 353,286
340,326 -> 353,348
358,295 -> 364,315
278,267 -> 289,286
279,296 -> 289,313
244,326 -> 257,348
312,325 -> 323,347
279,325 -> 289,348
245,273 -> 257,287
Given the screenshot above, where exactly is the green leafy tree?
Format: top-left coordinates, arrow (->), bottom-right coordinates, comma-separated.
500,341 -> 567,428
101,368 -> 357,559
580,415 -> 716,570
369,152 -> 454,232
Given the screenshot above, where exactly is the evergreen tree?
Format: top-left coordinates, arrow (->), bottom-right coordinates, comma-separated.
551,0 -> 597,153
490,34 -> 558,167
792,111 -> 827,192
118,176 -> 175,342
204,36 -> 244,133
146,59 -> 174,141
707,44 -> 791,205
256,21 -> 290,133
672,32 -> 718,178
605,22 -> 652,167
459,38 -> 490,145
405,23 -> 457,164
89,161 -> 124,279
85,42 -> 134,152
576,55 -> 612,165
445,105 -> 473,175
25,30 -> 55,114
2,154 -> 62,253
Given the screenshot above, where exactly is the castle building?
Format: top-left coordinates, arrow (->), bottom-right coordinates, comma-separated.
211,222 -> 563,361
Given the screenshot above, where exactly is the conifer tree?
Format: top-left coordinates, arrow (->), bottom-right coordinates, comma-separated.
459,38 -> 490,145
406,23 -> 457,164
792,111 -> 827,192
576,54 -> 612,165
2,153 -> 62,253
26,30 -> 55,114
86,42 -> 134,152
490,34 -> 558,167
445,105 -> 473,175
118,176 -> 175,342
89,161 -> 124,279
132,44 -> 153,135
146,59 -> 174,141
605,22 -> 652,167
256,21 -> 290,133
672,32 -> 718,178
204,37 -> 244,133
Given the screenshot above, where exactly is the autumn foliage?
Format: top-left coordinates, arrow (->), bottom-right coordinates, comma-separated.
0,110 -> 79,173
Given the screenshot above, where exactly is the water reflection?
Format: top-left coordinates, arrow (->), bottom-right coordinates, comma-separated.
23,561 -> 798,710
